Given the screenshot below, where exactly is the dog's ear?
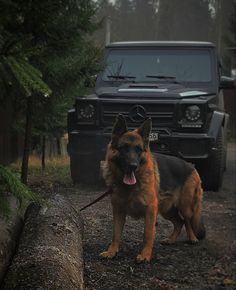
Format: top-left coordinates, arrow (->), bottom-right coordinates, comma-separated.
111,114 -> 128,148
137,118 -> 152,151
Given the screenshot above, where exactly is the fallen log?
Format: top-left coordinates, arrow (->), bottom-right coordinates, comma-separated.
2,194 -> 84,290
0,197 -> 24,284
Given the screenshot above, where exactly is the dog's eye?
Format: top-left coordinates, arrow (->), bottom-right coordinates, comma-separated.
117,144 -> 128,152
135,145 -> 143,154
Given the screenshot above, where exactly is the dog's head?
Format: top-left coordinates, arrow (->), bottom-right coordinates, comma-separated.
110,114 -> 152,185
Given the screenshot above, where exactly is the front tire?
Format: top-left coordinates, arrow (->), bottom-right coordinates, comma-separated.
197,128 -> 225,191
70,156 -> 101,185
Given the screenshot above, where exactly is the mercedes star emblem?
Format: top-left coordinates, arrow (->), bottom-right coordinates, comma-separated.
129,105 -> 147,122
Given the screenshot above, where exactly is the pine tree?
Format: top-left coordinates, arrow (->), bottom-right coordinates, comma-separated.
0,0 -> 102,183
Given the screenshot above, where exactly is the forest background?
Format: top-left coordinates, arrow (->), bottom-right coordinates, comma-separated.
0,0 -> 235,184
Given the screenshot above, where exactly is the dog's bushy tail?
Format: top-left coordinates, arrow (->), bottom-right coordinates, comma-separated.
191,173 -> 206,240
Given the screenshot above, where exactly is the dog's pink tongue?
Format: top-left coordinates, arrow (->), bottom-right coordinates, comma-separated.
123,171 -> 136,185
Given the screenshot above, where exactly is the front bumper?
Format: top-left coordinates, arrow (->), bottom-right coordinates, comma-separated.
149,132 -> 215,160
67,129 -> 216,163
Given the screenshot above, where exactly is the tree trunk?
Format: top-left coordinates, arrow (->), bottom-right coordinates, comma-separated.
21,96 -> 33,184
2,195 -> 84,290
41,135 -> 46,170
56,137 -> 61,156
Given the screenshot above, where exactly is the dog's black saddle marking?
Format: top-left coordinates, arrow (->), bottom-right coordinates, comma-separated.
153,153 -> 194,192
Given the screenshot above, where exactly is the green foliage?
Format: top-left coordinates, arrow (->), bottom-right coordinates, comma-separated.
33,95 -> 68,137
4,56 -> 51,97
0,0 -> 102,143
0,165 -> 43,218
0,3 -> 52,98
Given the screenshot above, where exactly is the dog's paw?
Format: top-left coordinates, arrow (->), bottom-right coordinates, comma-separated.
136,253 -> 152,263
188,238 -> 199,245
99,250 -> 117,259
160,237 -> 176,245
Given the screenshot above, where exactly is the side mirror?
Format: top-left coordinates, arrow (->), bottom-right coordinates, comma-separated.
220,76 -> 236,90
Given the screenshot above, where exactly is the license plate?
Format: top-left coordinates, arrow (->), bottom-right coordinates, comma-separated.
149,132 -> 159,142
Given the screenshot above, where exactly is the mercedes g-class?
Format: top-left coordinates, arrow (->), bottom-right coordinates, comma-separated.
67,41 -> 235,191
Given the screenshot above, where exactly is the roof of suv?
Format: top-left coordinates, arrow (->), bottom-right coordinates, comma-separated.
106,41 -> 215,48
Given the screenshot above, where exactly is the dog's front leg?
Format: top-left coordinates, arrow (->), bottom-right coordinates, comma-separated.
136,203 -> 157,263
100,207 -> 126,259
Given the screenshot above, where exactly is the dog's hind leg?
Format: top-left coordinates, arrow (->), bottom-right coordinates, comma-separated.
180,170 -> 203,244
184,216 -> 199,244
161,208 -> 184,244
180,198 -> 199,243
178,203 -> 199,244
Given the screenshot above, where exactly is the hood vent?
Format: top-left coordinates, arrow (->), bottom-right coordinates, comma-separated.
118,87 -> 168,93
118,83 -> 168,92
128,84 -> 159,89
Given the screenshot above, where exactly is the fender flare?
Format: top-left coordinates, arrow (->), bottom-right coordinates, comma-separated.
208,111 -> 229,140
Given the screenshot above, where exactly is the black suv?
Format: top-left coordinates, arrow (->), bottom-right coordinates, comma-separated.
67,41 -> 235,191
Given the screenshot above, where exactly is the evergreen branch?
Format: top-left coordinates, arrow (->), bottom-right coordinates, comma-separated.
0,165 -> 44,219
4,56 -> 52,97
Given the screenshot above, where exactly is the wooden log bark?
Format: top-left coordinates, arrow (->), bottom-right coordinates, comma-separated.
0,197 -> 24,284
2,195 -> 84,290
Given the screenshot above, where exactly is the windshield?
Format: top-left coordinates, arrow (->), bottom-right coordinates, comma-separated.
102,49 -> 213,83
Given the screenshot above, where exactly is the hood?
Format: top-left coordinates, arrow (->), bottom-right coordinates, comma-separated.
96,83 -> 215,99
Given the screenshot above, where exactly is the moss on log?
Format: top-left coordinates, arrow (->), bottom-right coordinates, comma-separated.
2,195 -> 84,290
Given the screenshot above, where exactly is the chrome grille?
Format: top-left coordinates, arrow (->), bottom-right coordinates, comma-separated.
102,102 -> 175,127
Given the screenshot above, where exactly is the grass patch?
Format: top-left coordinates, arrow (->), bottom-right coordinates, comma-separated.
1,156 -> 71,218
10,156 -> 72,192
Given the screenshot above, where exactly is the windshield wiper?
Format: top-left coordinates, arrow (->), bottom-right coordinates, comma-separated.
145,75 -> 179,83
107,75 -> 136,80
146,74 -> 176,79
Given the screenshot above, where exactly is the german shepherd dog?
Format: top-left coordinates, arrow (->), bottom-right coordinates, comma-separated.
100,114 -> 205,262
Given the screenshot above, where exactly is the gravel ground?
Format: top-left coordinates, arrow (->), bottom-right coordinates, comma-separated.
67,143 -> 236,290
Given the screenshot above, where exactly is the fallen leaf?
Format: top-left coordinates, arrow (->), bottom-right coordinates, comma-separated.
223,278 -> 234,286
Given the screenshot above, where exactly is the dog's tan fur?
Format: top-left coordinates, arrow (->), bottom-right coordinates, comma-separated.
158,169 -> 204,244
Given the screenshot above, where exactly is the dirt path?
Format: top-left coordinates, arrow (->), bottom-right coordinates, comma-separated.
67,143 -> 236,290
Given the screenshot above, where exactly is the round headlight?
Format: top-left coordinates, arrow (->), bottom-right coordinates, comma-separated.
78,104 -> 95,119
185,105 -> 201,122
